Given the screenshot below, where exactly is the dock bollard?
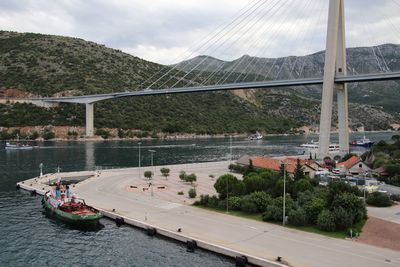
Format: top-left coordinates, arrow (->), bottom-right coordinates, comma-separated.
186,240 -> 197,252
30,190 -> 37,196
16,184 -> 20,190
235,256 -> 248,267
115,217 -> 124,227
146,227 -> 157,236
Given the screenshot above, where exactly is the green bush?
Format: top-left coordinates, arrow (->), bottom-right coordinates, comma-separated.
317,210 -> 336,232
95,128 -> 110,139
188,188 -> 197,198
303,197 -> 325,224
366,191 -> 392,207
331,193 -> 367,223
332,207 -> 353,230
240,195 -> 259,213
42,130 -> 55,140
262,205 -> 282,222
390,194 -> 400,202
288,208 -> 307,226
228,196 -> 242,210
177,191 -> 184,195
144,170 -> 153,180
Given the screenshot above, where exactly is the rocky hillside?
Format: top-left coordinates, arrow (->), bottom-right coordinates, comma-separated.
0,31 -> 398,134
176,45 -> 400,113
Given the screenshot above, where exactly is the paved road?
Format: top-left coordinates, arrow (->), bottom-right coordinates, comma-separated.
71,162 -> 400,267
368,205 -> 400,224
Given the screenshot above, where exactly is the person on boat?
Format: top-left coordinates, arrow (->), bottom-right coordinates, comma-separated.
55,186 -> 61,200
65,185 -> 72,200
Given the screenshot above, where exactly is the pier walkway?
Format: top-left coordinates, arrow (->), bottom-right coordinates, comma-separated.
18,161 -> 400,267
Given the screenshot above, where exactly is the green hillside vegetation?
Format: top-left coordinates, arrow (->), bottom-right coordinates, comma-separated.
0,31 -> 398,135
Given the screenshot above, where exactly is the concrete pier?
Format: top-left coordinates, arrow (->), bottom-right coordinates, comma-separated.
17,161 -> 400,267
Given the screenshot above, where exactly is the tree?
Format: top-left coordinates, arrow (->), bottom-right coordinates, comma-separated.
188,188 -> 197,198
240,191 -> 272,213
144,170 -> 153,180
243,174 -> 265,194
332,207 -> 353,230
186,173 -> 197,184
292,179 -> 313,198
179,171 -> 187,181
303,197 -> 325,224
294,159 -> 305,181
42,130 -> 55,140
262,205 -> 282,221
160,167 -> 170,180
214,174 -> 245,199
331,193 -> 367,223
317,210 -> 335,232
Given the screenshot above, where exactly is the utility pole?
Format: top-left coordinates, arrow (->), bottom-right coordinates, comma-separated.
149,149 -> 156,175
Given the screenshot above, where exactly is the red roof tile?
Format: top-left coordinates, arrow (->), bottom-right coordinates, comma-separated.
336,156 -> 360,169
252,156 -> 312,173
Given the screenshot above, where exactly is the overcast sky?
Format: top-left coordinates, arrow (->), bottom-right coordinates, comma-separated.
1,0 -> 399,64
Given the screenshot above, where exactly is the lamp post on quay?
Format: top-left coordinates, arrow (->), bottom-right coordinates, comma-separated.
138,142 -> 142,179
148,149 -> 156,175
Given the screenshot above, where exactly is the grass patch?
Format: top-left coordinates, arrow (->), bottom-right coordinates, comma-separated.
194,205 -> 367,239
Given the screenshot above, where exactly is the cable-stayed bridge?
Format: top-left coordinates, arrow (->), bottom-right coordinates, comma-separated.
3,0 -> 400,157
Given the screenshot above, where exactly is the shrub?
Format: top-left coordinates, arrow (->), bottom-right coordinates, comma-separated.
262,205 -> 282,222
228,196 -> 242,210
95,128 -> 110,139
42,130 -> 55,140
390,194 -> 400,202
317,210 -> 336,232
331,193 -> 367,223
29,131 -> 40,140
240,195 -> 258,213
303,197 -> 325,224
332,207 -> 353,230
186,173 -> 197,184
288,208 -> 307,226
188,188 -> 197,198
177,191 -> 184,195
366,191 -> 392,207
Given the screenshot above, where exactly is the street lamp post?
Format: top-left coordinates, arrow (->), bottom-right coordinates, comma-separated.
138,142 -> 142,179
281,161 -> 290,226
148,149 -> 156,175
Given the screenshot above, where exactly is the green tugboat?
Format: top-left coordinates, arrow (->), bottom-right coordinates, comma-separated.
42,191 -> 102,226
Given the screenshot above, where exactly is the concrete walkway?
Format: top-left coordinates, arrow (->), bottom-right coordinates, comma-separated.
21,161 -> 400,267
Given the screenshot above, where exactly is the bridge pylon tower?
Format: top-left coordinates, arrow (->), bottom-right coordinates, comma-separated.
318,0 -> 349,158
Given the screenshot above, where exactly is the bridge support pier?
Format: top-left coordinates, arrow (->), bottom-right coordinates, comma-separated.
86,103 -> 94,137
318,0 -> 349,157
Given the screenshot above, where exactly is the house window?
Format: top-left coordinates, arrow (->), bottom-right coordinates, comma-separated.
359,164 -> 362,168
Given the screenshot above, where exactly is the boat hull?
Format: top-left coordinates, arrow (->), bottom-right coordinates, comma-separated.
42,197 -> 102,226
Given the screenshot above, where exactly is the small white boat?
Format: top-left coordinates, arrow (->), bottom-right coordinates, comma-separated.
248,132 -> 263,140
5,142 -> 35,150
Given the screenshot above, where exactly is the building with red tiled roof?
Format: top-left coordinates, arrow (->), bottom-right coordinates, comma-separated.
251,156 -> 317,178
336,156 -> 371,175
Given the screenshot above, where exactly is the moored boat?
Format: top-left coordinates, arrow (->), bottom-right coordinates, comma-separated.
248,132 -> 263,140
299,140 -> 340,154
349,136 -> 374,147
42,191 -> 102,226
5,142 -> 36,150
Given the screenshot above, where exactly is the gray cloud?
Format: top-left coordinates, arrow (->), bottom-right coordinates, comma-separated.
0,0 -> 399,64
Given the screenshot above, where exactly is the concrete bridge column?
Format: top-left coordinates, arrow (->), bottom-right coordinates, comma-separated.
336,0 -> 349,155
318,0 -> 342,158
86,103 -> 94,137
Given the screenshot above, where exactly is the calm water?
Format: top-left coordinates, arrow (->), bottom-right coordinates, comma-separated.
0,132 -> 394,266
